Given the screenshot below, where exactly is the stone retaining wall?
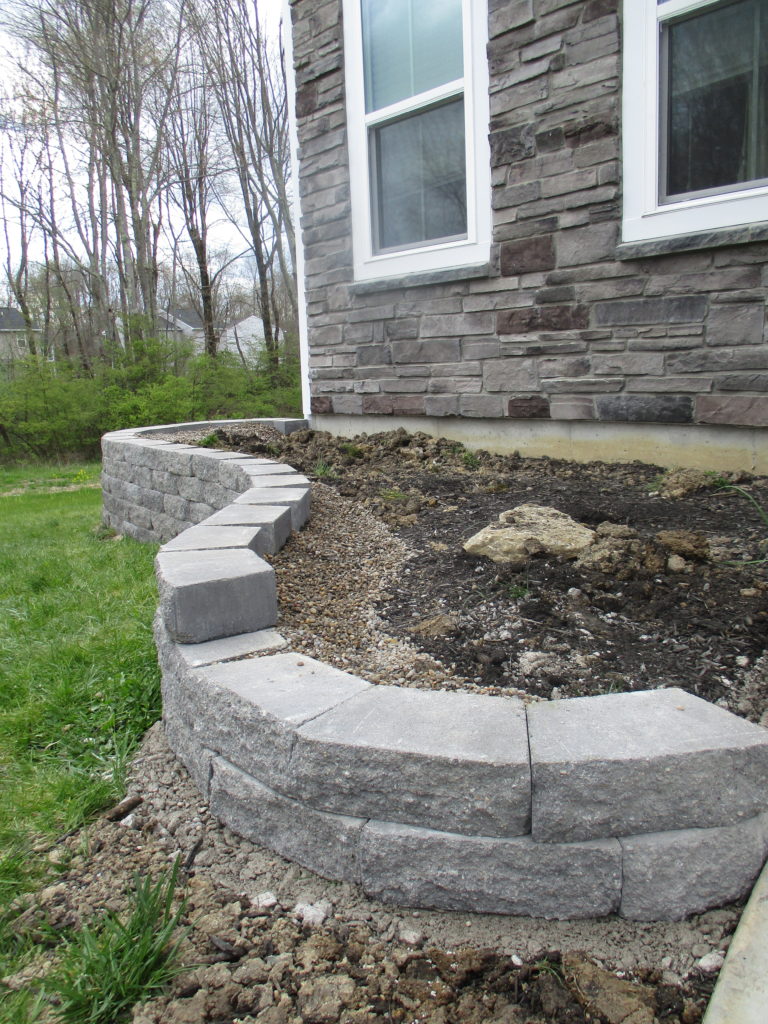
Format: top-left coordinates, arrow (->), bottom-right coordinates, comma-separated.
103,422 -> 768,921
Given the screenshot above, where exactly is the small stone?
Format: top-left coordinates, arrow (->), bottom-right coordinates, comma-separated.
397,925 -> 424,947
690,943 -> 711,958
293,900 -> 332,927
253,891 -> 278,910
696,951 -> 725,973
667,554 -> 687,573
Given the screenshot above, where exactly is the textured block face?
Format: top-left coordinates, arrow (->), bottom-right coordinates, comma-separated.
163,714 -> 216,798
231,487 -> 311,530
528,688 -> 768,842
291,688 -> 531,837
200,505 -> 292,553
156,549 -> 277,643
192,654 -> 371,788
619,816 -> 768,921
161,524 -> 263,554
210,758 -> 364,883
360,822 -> 622,918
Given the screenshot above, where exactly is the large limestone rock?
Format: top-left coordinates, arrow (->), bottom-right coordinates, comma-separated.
463,504 -> 595,566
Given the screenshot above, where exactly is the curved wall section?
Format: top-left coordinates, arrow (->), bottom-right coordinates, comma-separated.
103,421 -> 768,921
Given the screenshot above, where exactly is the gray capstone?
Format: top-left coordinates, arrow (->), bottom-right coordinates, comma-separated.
183,654 -> 371,790
528,688 -> 768,842
231,487 -> 311,530
160,524 -> 264,555
155,548 -> 277,643
290,687 -> 531,837
200,503 -> 293,552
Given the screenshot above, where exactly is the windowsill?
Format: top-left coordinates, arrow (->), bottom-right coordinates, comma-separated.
349,262 -> 493,295
617,222 -> 768,261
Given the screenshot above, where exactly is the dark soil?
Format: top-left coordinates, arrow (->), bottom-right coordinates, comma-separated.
212,425 -> 768,720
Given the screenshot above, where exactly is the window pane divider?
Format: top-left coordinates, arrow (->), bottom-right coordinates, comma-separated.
364,79 -> 465,127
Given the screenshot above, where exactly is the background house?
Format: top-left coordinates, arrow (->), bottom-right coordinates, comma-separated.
287,0 -> 768,472
0,306 -> 41,360
219,314 -> 266,360
157,308 -> 206,350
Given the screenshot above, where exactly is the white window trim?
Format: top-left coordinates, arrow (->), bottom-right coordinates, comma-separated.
343,0 -> 491,282
622,0 -> 768,245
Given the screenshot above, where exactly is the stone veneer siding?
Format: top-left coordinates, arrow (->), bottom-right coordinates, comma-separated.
103,421 -> 768,922
289,0 -> 768,434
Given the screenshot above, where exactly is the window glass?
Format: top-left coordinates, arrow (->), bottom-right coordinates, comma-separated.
371,99 -> 467,250
361,0 -> 463,113
664,0 -> 768,198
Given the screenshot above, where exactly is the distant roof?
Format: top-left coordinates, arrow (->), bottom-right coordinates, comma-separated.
160,307 -> 204,330
0,306 -> 28,331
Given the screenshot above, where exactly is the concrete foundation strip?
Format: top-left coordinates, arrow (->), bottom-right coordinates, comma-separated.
102,420 -> 768,922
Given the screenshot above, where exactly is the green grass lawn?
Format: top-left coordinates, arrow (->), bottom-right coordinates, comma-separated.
0,466 -> 161,1018
0,462 -> 102,497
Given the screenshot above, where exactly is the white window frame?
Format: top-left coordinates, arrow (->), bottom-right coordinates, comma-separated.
622,0 -> 768,245
343,0 -> 491,281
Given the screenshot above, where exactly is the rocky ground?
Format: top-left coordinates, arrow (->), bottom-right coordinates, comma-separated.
7,425 -> 768,1023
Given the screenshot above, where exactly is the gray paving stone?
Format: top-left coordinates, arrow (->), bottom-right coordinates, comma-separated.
155,549 -> 277,643
231,487 -> 311,530
201,504 -> 293,552
528,688 -> 768,842
216,459 -> 303,491
619,815 -> 768,921
190,653 -> 371,788
161,524 -> 264,555
210,757 -> 363,883
360,822 -> 622,918
237,472 -> 310,489
174,629 -> 288,668
237,463 -> 303,477
291,688 -> 530,837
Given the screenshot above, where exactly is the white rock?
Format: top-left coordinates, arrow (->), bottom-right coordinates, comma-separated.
463,504 -> 594,566
697,951 -> 725,973
253,891 -> 278,909
293,899 -> 332,927
397,925 -> 424,947
667,554 -> 687,573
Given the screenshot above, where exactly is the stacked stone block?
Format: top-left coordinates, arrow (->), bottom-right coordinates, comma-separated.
101,419 -> 307,543
106,424 -> 768,921
289,0 -> 768,430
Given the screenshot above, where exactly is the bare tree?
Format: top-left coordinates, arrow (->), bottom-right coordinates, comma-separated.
165,59 -> 223,357
189,0 -> 296,374
0,101 -> 40,354
3,0 -> 185,352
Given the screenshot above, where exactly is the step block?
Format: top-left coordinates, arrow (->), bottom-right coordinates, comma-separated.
232,487 -> 311,530
201,505 -> 292,553
161,524 -> 263,554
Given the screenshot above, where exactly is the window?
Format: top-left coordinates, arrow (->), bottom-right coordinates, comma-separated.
343,0 -> 491,281
622,0 -> 768,245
